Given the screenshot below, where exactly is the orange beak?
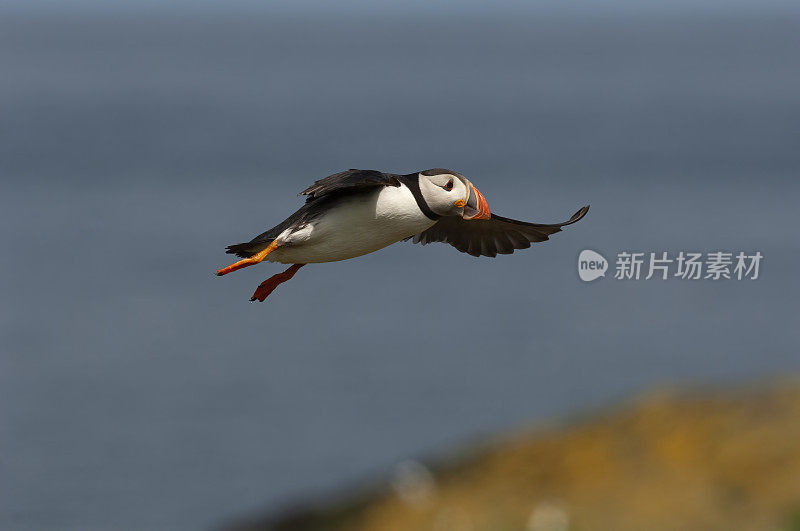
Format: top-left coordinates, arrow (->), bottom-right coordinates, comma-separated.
462,180 -> 491,220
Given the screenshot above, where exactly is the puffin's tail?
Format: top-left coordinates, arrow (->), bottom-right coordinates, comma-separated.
225,239 -> 274,258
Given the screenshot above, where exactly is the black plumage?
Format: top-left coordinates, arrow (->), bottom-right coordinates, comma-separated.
299,169 -> 401,200
225,170 -> 404,258
408,205 -> 590,257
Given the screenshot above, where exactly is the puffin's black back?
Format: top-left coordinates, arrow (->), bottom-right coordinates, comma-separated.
225,169 -> 406,258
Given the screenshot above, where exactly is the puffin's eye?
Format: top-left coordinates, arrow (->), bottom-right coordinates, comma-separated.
444,179 -> 454,191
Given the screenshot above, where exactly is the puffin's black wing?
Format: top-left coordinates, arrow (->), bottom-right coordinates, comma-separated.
299,169 -> 401,200
408,205 -> 589,257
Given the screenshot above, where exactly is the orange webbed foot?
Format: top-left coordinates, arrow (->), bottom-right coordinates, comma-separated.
216,241 -> 279,276
250,263 -> 305,302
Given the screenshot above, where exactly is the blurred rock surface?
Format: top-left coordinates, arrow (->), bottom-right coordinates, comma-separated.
227,380 -> 800,531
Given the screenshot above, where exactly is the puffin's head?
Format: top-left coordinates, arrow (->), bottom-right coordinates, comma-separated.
417,169 -> 491,219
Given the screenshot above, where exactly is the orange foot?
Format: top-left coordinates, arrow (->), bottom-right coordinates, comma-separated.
250,264 -> 305,302
217,241 -> 279,276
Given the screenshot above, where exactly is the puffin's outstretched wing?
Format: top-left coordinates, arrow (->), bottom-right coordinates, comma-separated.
408,205 -> 589,257
299,169 -> 401,200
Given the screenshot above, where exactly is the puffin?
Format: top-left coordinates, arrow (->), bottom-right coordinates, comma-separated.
217,169 -> 589,302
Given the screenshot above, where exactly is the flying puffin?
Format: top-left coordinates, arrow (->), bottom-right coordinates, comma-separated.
217,169 -> 589,302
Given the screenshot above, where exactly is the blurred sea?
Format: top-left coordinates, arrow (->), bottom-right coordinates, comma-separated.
1,3 -> 799,529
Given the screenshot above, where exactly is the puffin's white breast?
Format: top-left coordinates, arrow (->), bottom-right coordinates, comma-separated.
269,185 -> 437,264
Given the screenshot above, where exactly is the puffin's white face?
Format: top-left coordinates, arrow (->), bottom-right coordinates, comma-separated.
418,169 -> 491,219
